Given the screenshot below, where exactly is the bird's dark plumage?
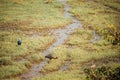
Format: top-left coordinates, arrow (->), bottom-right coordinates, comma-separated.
45,54 -> 58,60
17,38 -> 22,45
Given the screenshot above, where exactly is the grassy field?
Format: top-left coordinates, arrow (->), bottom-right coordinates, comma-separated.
0,0 -> 71,79
32,0 -> 120,80
33,28 -> 119,80
0,0 -> 71,29
67,0 -> 120,44
0,0 -> 120,80
67,0 -> 120,28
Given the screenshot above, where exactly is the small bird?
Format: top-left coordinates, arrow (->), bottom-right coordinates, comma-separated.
45,54 -> 58,60
17,38 -> 22,45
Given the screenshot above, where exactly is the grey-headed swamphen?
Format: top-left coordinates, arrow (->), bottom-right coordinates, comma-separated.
17,38 -> 22,45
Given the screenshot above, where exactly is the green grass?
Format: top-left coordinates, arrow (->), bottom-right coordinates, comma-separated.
0,0 -> 71,30
0,56 -> 13,65
27,54 -> 43,63
67,0 -> 120,30
32,70 -> 86,80
67,28 -> 93,46
0,31 -> 54,57
0,0 -> 120,79
0,63 -> 27,79
0,0 -> 72,79
41,45 -> 68,73
0,31 -> 54,78
32,0 -> 120,80
34,27 -> 119,80
99,0 -> 120,11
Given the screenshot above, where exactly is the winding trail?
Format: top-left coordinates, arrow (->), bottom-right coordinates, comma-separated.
19,0 -> 101,80
20,0 -> 82,80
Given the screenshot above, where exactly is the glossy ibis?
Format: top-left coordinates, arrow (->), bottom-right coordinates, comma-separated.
45,54 -> 58,60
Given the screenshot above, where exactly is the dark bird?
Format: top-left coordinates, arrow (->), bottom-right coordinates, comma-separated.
45,54 -> 58,60
17,38 -> 22,45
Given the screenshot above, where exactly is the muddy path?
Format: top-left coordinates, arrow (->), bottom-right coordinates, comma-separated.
19,0 -> 102,79
20,0 -> 82,80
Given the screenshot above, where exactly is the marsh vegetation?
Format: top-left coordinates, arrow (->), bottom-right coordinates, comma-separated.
0,0 -> 120,80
